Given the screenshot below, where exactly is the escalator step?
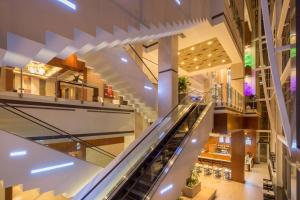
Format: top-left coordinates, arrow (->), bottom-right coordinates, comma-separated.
134,182 -> 150,193
127,188 -> 146,199
127,192 -> 142,200
137,179 -> 152,187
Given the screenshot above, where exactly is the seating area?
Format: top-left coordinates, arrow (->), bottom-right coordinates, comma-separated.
195,163 -> 232,180
263,179 -> 275,200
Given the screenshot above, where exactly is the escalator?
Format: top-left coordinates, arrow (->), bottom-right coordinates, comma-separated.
110,104 -> 204,200
77,96 -> 214,200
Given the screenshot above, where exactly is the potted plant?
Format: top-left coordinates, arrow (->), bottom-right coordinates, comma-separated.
178,76 -> 190,102
182,169 -> 201,198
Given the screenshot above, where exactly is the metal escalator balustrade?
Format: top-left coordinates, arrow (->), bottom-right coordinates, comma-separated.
77,93 -> 211,200
0,102 -> 115,168
109,103 -> 204,200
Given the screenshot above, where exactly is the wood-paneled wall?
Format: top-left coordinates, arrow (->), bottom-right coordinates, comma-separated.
231,130 -> 245,183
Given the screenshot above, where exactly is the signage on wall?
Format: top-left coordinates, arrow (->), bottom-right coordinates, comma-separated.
245,137 -> 252,145
104,84 -> 114,98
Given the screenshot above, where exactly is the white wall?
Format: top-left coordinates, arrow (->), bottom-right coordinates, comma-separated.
0,130 -> 100,198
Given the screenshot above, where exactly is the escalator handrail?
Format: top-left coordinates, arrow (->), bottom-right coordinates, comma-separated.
81,96 -> 196,199
0,102 -> 116,159
145,101 -> 214,199
106,103 -> 197,200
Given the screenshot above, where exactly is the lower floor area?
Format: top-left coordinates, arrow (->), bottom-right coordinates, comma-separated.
182,163 -> 269,200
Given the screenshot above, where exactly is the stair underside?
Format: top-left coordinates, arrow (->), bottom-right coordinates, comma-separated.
0,18 -> 207,68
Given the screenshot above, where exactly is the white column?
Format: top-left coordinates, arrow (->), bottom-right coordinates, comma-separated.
158,36 -> 178,117
261,0 -> 292,149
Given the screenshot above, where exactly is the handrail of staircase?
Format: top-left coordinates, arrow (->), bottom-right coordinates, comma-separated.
128,44 -> 158,84
0,102 -> 116,159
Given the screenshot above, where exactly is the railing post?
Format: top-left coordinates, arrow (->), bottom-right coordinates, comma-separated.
19,68 -> 23,98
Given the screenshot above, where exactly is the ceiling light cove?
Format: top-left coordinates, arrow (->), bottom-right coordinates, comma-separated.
56,0 -> 77,10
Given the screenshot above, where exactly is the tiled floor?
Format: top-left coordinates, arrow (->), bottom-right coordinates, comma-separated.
188,163 -> 269,200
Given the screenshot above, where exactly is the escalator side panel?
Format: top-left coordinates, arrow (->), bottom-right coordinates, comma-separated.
150,103 -> 214,200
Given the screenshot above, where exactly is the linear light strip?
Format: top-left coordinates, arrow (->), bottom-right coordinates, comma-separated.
144,86 -> 153,90
10,151 -> 27,157
31,162 -> 74,174
56,0 -> 76,10
160,184 -> 173,194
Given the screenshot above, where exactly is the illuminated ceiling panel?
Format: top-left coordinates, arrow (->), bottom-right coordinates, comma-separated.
178,38 -> 231,72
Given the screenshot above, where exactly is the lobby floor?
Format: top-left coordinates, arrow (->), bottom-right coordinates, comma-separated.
186,163 -> 269,200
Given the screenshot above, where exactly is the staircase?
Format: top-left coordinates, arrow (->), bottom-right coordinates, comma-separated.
0,0 -> 210,67
1,180 -> 69,200
80,46 -> 158,122
1,17 -> 206,68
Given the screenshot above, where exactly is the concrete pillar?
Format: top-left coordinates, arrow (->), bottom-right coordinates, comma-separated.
158,36 -> 178,117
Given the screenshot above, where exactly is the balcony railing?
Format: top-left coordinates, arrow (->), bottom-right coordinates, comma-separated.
212,83 -> 244,112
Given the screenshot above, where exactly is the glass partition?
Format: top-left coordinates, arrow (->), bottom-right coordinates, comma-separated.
0,104 -> 115,168
212,83 -> 244,111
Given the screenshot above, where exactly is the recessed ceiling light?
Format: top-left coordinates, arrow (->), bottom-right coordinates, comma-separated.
181,61 -> 185,65
207,41 -> 213,45
144,86 -> 153,90
191,47 -> 195,51
10,151 -> 27,157
121,57 -> 128,63
175,0 -> 181,5
208,54 -> 212,57
177,52 -> 180,55
208,63 -> 211,66
57,0 -> 77,10
195,66 -> 199,69
222,59 -> 226,63
193,58 -> 198,61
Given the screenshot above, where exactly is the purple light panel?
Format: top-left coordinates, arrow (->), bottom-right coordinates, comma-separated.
244,76 -> 255,96
290,69 -> 296,92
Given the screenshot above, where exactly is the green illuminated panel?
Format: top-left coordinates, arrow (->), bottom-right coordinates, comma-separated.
290,47 -> 296,58
244,53 -> 253,67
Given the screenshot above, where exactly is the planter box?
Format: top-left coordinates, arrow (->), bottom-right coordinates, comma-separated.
179,93 -> 187,103
182,182 -> 201,198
